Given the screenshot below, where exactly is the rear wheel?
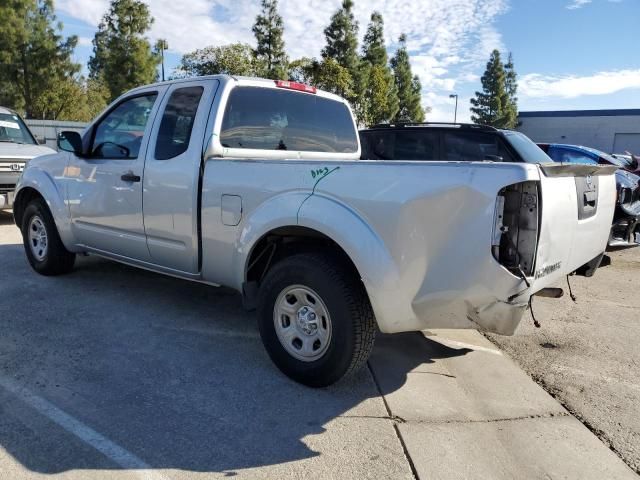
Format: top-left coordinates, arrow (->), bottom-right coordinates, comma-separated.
21,198 -> 75,275
257,253 -> 376,387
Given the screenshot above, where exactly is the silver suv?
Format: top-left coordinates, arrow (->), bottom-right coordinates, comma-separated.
0,107 -> 55,210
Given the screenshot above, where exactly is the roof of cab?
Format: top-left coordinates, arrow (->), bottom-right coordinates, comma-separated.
125,74 -> 347,105
0,106 -> 16,115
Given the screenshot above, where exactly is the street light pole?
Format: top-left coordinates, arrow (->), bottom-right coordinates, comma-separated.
449,94 -> 458,124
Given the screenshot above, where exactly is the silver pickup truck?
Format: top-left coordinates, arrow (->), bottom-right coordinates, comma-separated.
13,76 -> 617,386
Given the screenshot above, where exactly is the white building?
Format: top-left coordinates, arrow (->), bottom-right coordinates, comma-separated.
516,109 -> 640,155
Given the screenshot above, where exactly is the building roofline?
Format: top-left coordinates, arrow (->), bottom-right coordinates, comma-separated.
519,109 -> 640,118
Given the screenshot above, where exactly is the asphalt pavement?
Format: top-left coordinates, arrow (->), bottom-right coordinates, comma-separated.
0,210 -> 636,479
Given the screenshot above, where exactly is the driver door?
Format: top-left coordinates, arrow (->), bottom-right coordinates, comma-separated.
65,88 -> 165,260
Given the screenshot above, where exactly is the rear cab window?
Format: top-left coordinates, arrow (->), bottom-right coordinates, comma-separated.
220,87 -> 358,154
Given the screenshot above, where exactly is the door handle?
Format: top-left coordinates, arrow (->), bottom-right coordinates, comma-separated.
121,172 -> 141,183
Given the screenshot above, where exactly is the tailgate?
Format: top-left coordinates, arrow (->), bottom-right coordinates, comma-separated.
523,163 -> 616,292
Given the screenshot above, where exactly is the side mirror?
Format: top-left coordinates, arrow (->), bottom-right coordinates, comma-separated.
57,131 -> 84,155
36,136 -> 47,145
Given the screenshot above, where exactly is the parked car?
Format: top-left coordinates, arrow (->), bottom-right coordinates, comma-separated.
360,122 -> 553,164
0,107 -> 55,210
14,78 -> 617,386
538,143 -> 640,248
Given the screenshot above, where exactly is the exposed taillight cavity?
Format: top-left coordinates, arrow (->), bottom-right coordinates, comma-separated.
275,80 -> 317,94
492,181 -> 540,277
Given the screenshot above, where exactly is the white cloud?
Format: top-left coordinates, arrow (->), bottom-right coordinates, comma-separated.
566,0 -> 592,9
57,0 -> 108,25
520,69 -> 640,98
57,0 -> 507,60
77,36 -> 93,47
56,0 -> 509,121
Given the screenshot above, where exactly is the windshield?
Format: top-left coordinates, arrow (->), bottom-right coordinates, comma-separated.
0,113 -> 37,145
502,131 -> 551,164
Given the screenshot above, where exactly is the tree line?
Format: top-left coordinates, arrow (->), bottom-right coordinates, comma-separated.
0,0 -> 518,129
177,0 -> 426,126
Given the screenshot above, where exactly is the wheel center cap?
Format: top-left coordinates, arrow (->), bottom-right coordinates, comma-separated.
297,306 -> 318,335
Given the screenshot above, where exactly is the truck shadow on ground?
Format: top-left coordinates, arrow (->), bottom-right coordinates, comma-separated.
0,241 -> 471,475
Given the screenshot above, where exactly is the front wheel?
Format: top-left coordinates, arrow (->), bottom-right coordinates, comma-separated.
21,198 -> 75,275
257,253 -> 376,387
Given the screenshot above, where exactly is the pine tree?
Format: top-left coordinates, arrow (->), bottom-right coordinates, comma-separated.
0,0 -> 79,118
470,49 -> 515,128
321,0 -> 363,122
503,52 -> 518,128
390,34 -> 424,122
252,0 -> 288,80
322,0 -> 359,75
360,12 -> 398,125
89,0 -> 159,101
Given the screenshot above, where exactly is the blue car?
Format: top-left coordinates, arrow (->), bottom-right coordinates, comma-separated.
538,143 -> 640,248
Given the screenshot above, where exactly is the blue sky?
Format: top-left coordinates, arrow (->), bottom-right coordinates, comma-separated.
55,0 -> 640,122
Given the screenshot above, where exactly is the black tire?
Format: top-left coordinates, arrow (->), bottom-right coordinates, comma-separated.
21,198 -> 75,276
257,252 -> 376,387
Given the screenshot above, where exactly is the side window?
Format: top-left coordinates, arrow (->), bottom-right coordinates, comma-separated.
360,131 -> 394,160
155,86 -> 204,160
360,130 -> 438,160
92,93 -> 157,159
552,147 -> 598,165
394,131 -> 439,160
444,132 -> 514,162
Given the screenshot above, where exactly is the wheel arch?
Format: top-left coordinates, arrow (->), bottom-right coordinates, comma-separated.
244,225 -> 363,287
14,171 -> 77,251
13,186 -> 44,228
240,194 -> 403,332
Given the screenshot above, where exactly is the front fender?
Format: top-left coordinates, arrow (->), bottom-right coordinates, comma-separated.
15,163 -> 78,252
